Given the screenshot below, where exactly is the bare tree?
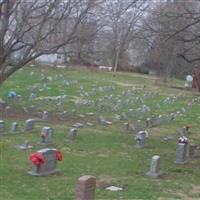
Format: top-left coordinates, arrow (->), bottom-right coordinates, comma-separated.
0,0 -> 100,85
101,0 -> 147,73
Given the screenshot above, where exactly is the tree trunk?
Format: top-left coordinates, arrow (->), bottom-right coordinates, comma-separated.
113,47 -> 120,74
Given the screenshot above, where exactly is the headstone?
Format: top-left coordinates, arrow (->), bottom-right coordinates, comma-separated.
123,122 -> 134,134
75,175 -> 96,200
42,111 -> 48,121
146,155 -> 162,178
68,128 -> 77,141
134,130 -> 148,148
72,123 -> 84,128
28,148 -> 62,176
0,120 -> 5,134
15,140 -> 33,150
134,120 -> 142,133
25,119 -> 35,131
39,127 -> 53,145
146,118 -> 153,128
4,106 -> 11,115
174,143 -> 188,164
11,122 -> 18,133
189,144 -> 198,159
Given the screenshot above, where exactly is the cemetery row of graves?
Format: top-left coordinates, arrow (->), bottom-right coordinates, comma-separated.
1,66 -> 200,199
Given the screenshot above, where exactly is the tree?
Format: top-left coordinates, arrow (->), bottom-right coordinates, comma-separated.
0,0 -> 99,85
100,0 -> 147,73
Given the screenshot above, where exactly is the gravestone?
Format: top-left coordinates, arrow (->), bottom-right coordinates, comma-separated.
5,106 -> 11,115
134,130 -> 148,148
146,118 -> 153,128
189,144 -> 198,159
123,122 -> 134,134
174,143 -> 188,164
0,120 -> 5,134
15,140 -> 33,150
134,120 -> 142,133
11,122 -> 18,133
38,127 -> 54,145
28,148 -> 62,176
75,175 -> 96,200
25,119 -> 35,131
68,128 -> 77,141
72,123 -> 84,128
42,111 -> 48,121
146,155 -> 162,178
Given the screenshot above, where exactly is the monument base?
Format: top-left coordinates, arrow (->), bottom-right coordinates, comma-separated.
146,171 -> 163,178
28,168 -> 61,176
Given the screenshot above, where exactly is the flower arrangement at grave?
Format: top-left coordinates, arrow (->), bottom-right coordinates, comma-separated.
55,149 -> 62,161
178,135 -> 188,144
29,152 -> 45,165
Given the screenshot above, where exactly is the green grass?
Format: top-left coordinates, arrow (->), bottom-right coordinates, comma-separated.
1,66 -> 200,200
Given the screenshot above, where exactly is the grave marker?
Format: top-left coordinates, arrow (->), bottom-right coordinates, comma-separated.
28,148 -> 62,176
146,155 -> 162,178
75,175 -> 96,200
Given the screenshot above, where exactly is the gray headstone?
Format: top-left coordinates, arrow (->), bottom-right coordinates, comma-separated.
15,140 -> 33,150
25,119 -> 35,131
189,144 -> 198,159
146,118 -> 153,128
72,123 -> 84,128
174,143 -> 188,164
11,122 -> 18,133
135,120 -> 142,133
123,122 -> 134,134
42,111 -> 48,121
75,175 -> 96,200
146,155 -> 162,178
68,128 -> 77,141
134,130 -> 148,148
39,127 -> 53,145
0,120 -> 5,134
28,148 -> 61,176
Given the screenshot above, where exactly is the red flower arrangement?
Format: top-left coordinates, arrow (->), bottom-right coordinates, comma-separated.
55,149 -> 62,161
29,152 -> 45,165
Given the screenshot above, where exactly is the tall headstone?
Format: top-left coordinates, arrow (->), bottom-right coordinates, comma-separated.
146,118 -> 153,128
28,148 -> 62,176
11,122 -> 18,133
68,128 -> 77,141
0,120 -> 5,134
25,119 -> 35,131
42,111 -> 48,121
146,155 -> 162,178
75,175 -> 96,200
174,143 -> 188,164
39,127 -> 53,145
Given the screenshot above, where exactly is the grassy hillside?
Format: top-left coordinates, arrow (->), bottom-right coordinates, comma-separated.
0,66 -> 200,200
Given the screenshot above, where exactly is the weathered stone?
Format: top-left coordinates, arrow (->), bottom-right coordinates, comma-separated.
39,127 -> 53,145
189,144 -> 198,159
134,130 -> 148,148
75,175 -> 96,200
11,122 -> 18,133
146,155 -> 162,178
28,148 -> 62,176
25,119 -> 35,131
174,143 -> 188,164
68,128 -> 77,141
